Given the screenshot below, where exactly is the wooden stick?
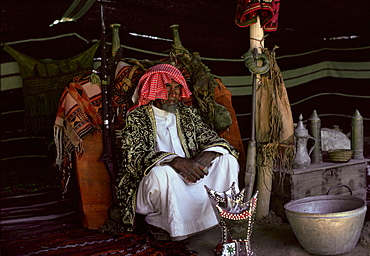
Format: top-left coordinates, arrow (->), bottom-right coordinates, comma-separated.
250,16 -> 264,53
249,16 -> 272,218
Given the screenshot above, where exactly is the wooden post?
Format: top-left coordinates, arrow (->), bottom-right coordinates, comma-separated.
249,16 -> 272,219
250,16 -> 264,53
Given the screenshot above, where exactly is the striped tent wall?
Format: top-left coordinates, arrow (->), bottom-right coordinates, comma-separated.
1,36 -> 370,161
2,48 -> 370,142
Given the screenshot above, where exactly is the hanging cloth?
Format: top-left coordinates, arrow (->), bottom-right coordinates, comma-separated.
235,0 -> 281,32
255,48 -> 295,176
3,42 -> 99,136
54,73 -> 102,194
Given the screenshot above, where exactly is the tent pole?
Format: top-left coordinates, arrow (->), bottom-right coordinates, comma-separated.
248,16 -> 272,218
244,17 -> 264,202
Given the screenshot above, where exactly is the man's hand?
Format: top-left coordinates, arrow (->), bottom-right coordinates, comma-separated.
193,151 -> 220,174
168,157 -> 206,183
168,152 -> 221,183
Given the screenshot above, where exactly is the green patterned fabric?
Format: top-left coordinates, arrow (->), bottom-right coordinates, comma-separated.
3,43 -> 99,136
109,103 -> 238,233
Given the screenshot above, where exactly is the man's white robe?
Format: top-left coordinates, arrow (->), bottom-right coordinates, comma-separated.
136,106 -> 240,239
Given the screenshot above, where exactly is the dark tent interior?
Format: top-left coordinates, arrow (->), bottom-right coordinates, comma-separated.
1,0 -> 370,136
1,1 -> 370,255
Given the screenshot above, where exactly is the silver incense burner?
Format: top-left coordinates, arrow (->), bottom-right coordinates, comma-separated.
205,183 -> 258,256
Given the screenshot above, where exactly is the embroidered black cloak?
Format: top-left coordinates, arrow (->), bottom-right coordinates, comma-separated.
115,103 -> 238,232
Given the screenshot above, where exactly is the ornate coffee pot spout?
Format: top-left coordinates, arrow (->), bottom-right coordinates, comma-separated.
293,114 -> 316,169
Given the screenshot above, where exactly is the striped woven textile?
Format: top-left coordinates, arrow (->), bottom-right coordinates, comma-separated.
53,74 -> 102,191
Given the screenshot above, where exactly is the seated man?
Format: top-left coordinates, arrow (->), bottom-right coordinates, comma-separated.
116,64 -> 239,241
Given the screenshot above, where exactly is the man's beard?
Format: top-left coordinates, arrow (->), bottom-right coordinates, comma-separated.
161,102 -> 177,113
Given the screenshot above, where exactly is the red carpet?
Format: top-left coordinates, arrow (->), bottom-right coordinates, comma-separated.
0,190 -> 197,256
1,228 -> 197,256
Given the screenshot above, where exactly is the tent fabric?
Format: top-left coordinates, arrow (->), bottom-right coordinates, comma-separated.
50,0 -> 97,26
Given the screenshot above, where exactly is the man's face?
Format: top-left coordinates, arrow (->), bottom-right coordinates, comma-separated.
154,81 -> 182,113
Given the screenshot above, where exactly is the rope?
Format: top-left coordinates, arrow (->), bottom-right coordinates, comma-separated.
291,92 -> 370,106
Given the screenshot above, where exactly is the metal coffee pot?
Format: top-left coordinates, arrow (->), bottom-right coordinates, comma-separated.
293,114 -> 316,169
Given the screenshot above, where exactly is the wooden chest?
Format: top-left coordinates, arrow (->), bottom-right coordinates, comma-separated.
270,159 -> 369,219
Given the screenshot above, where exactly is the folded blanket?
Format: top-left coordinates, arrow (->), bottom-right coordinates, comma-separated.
54,74 -> 102,192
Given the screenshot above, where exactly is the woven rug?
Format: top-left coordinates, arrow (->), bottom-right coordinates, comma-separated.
1,227 -> 197,256
1,190 -> 197,255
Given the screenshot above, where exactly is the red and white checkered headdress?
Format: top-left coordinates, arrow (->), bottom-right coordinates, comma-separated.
137,64 -> 191,106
